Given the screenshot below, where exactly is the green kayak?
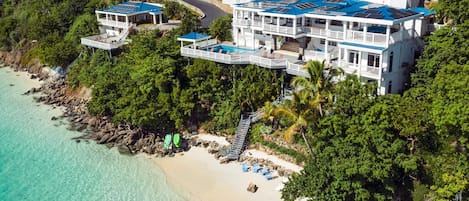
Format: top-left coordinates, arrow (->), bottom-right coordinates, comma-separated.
164,134 -> 172,149
173,133 -> 181,148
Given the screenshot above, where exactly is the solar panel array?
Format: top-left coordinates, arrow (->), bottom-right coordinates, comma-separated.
108,4 -> 139,14
275,7 -> 291,13
389,8 -> 417,19
294,2 -> 317,10
325,0 -> 345,3
353,8 -> 384,19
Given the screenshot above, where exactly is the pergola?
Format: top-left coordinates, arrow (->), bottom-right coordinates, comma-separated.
177,32 -> 212,49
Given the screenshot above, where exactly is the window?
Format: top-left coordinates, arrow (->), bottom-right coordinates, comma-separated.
349,51 -> 359,64
320,39 -> 325,45
389,52 -> 394,72
315,19 -> 326,24
387,81 -> 392,94
320,39 -> 337,46
367,54 -> 380,68
331,20 -> 343,26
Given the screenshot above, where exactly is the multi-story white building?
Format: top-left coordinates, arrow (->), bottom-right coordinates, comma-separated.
179,0 -> 435,94
81,1 -> 164,51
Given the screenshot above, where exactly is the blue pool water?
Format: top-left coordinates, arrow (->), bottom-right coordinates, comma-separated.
0,67 -> 186,201
208,45 -> 256,54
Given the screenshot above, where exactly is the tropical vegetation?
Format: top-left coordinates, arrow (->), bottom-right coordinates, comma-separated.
0,0 -> 468,200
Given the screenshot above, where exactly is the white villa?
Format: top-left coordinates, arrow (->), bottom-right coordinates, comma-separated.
179,0 -> 437,94
81,1 -> 164,51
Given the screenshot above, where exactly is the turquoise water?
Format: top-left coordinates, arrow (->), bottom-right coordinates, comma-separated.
0,67 -> 186,201
209,45 -> 256,54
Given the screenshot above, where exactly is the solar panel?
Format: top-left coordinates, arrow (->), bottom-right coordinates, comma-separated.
325,0 -> 344,3
353,13 -> 367,17
275,8 -> 290,13
294,2 -> 316,9
368,14 -> 384,19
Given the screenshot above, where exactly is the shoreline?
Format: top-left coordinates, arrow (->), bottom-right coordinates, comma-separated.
1,64 -> 301,201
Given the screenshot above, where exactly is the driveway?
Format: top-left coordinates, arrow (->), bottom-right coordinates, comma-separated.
183,0 -> 229,28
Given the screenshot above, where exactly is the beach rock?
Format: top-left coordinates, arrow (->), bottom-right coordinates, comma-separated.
51,116 -> 58,121
220,158 -> 229,164
117,144 -> 133,155
247,183 -> 258,193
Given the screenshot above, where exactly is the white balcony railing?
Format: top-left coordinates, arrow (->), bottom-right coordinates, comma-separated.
233,19 -> 250,26
98,18 -> 131,28
251,20 -> 263,28
346,30 -> 387,46
286,61 -> 308,76
81,34 -> 126,50
263,24 -> 302,35
193,39 -> 218,48
304,50 -> 329,62
249,55 -> 286,69
338,61 -> 380,79
180,47 -> 250,64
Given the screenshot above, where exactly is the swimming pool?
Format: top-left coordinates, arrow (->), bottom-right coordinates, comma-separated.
207,45 -> 256,54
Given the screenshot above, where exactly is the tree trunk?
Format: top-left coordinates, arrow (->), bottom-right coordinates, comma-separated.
300,126 -> 314,158
318,103 -> 324,117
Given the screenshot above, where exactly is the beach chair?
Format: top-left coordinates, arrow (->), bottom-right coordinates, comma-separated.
264,172 -> 273,180
261,166 -> 269,175
242,162 -> 249,172
252,163 -> 260,173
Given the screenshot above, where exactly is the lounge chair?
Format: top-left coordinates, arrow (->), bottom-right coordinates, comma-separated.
264,172 -> 273,180
242,162 -> 250,172
270,53 -> 275,59
278,54 -> 283,59
262,51 -> 267,58
252,163 -> 260,173
226,50 -> 231,55
218,49 -> 223,53
261,166 -> 269,175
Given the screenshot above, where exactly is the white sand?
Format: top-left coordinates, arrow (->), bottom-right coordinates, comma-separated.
243,149 -> 303,173
1,68 -> 43,88
196,134 -> 230,146
152,147 -> 289,201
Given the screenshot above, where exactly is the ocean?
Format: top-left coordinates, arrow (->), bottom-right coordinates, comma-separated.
0,67 -> 186,201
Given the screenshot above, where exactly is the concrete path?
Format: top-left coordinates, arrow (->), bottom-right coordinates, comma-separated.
183,0 -> 229,27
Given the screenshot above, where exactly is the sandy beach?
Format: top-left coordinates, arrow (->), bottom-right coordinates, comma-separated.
0,66 -> 43,88
151,135 -> 302,201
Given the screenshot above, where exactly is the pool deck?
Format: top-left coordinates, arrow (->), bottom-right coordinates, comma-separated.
181,43 -> 301,70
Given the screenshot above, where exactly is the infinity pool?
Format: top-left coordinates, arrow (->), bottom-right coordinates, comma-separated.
206,45 -> 256,54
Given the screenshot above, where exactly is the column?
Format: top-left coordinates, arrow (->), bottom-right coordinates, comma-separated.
159,14 -> 163,24
262,16 -> 265,29
153,14 -> 157,24
252,30 -> 255,48
385,25 -> 391,47
277,17 -> 280,32
251,12 -> 254,25
357,51 -> 362,76
400,22 -> 404,41
325,39 -> 329,63
411,19 -> 416,38
363,23 -> 367,42
325,19 -> 330,37
344,49 -> 349,66
125,16 -> 129,27
338,48 -> 342,66
293,18 -> 297,35
343,21 -> 347,40
115,14 -> 118,27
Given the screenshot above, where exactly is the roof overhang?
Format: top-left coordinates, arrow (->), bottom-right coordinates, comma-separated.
339,42 -> 386,54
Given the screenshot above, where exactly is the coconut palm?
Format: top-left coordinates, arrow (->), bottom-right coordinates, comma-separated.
291,60 -> 343,117
272,90 -> 317,157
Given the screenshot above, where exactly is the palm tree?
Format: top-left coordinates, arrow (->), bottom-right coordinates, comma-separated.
291,60 -> 343,117
271,90 -> 317,157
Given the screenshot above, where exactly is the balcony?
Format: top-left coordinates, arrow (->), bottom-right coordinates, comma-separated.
307,27 -> 344,40
338,61 -> 380,79
251,20 -> 263,28
263,24 -> 303,36
233,19 -> 250,27
286,61 -> 309,77
249,55 -> 286,69
304,50 -> 329,62
180,47 -> 250,65
346,30 -> 387,46
81,33 -> 127,50
98,18 -> 131,28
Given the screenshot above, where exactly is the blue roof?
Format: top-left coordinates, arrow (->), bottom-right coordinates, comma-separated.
178,32 -> 211,41
245,0 -> 424,21
102,2 -> 162,15
410,7 -> 436,17
340,42 -> 385,51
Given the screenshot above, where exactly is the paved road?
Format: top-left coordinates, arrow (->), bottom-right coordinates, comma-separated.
183,0 -> 229,28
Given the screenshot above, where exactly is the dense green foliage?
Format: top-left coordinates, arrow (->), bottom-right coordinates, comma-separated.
209,15 -> 233,42
281,7 -> 469,200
